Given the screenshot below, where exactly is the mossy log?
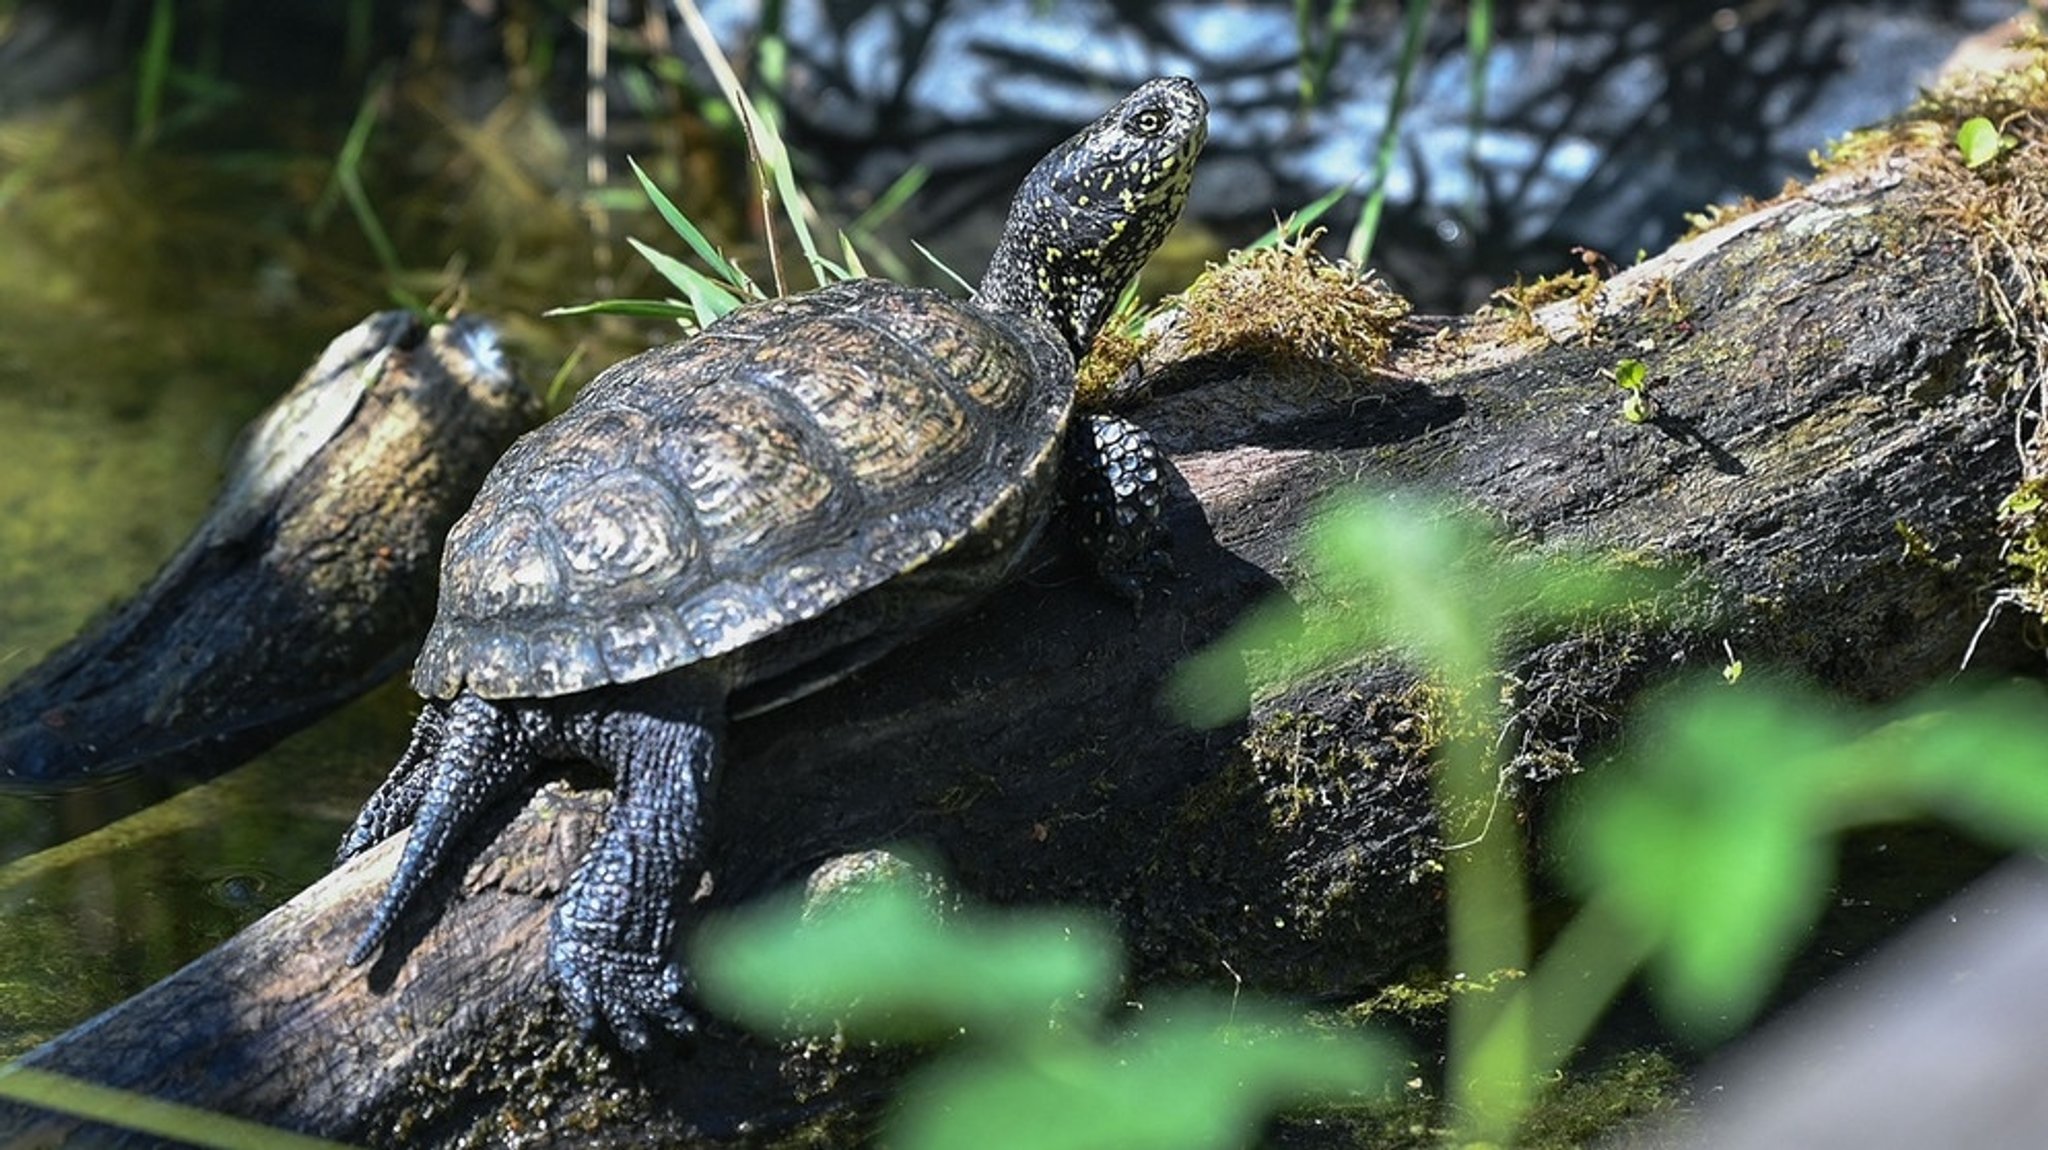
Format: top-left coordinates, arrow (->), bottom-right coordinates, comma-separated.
7,73 -> 2048,1147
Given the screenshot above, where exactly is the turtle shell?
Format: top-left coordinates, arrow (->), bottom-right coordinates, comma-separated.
412,280 -> 1074,700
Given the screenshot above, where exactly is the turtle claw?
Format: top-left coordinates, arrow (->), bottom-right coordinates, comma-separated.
550,930 -> 696,1051
347,692 -> 534,965
542,704 -> 715,1049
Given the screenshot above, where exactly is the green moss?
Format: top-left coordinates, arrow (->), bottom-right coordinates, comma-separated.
1240,702 -> 1434,839
1487,269 -> 1605,343
1515,1050 -> 1687,1148
1678,195 -> 1771,242
1077,231 -> 1412,401
1999,479 -> 2048,617
1332,967 -> 1526,1027
1171,232 -> 1411,374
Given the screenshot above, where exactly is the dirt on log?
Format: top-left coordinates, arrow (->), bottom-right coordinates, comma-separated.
6,63 -> 2048,1148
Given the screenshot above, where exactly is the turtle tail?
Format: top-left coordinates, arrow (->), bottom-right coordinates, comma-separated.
335,699 -> 449,866
347,690 -> 536,966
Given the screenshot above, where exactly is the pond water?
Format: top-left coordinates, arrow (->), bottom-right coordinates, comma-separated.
0,107 -> 430,1055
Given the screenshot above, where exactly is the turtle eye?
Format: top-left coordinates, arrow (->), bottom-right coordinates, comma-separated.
1129,106 -> 1168,137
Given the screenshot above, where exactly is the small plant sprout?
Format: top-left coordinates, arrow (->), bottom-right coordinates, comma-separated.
1721,639 -> 1743,685
1956,116 -> 2016,169
1613,357 -> 1653,423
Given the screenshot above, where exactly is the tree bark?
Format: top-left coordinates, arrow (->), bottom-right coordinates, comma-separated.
5,85 -> 2044,1147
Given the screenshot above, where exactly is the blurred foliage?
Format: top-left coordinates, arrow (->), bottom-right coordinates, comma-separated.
1169,489 -> 1673,726
1569,675 -> 2048,1035
695,871 -> 1394,1150
696,875 -> 1121,1042
1164,489 -> 2048,1141
0,1066 -> 351,1150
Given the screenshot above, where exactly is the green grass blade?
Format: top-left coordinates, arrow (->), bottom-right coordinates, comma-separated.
850,164 -> 929,236
1344,0 -> 1431,266
674,0 -> 837,291
1249,180 -> 1355,250
0,1065 -> 355,1150
627,155 -> 750,290
541,342 -> 588,410
1464,0 -> 1494,224
838,231 -> 868,278
675,0 -> 788,292
314,69 -> 388,227
913,240 -> 973,293
133,0 -> 174,147
753,36 -> 839,287
543,298 -> 697,320
1296,0 -> 1358,108
628,236 -> 745,325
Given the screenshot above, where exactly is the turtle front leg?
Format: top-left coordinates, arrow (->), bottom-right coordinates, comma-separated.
547,691 -> 720,1049
1062,412 -> 1173,602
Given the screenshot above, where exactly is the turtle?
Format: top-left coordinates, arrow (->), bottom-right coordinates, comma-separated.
335,76 -> 1209,1049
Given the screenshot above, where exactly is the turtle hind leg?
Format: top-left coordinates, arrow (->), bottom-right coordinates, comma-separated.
1062,412 -> 1173,603
347,690 -> 537,966
548,692 -> 720,1050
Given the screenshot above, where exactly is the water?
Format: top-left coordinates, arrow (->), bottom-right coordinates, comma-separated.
0,104 -> 424,1057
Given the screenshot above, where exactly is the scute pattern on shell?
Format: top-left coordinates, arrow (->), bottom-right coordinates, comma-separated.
413,280 -> 1073,700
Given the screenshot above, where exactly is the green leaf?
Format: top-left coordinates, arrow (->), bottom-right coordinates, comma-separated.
627,236 -> 745,328
1563,681 -> 1861,1034
627,155 -> 750,290
1575,782 -> 1828,1034
1863,682 -> 2048,846
542,298 -> 697,321
1956,116 -> 2009,168
693,875 -> 1121,1042
1166,490 -> 1677,726
2000,486 -> 2044,517
889,997 -> 1390,1150
1164,597 -> 1301,727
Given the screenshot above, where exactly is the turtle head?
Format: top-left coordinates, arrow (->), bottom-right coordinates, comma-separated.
973,77 -> 1208,361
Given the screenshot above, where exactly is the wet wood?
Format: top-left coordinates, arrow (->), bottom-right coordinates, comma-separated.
0,314 -> 541,788
3,109 -> 2043,1147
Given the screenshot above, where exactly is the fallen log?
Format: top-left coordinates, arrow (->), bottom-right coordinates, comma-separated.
7,55 -> 2048,1148
0,313 -> 541,788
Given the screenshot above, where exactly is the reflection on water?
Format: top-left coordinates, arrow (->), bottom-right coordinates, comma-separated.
0,687 -> 411,1055
0,103 -> 426,1056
